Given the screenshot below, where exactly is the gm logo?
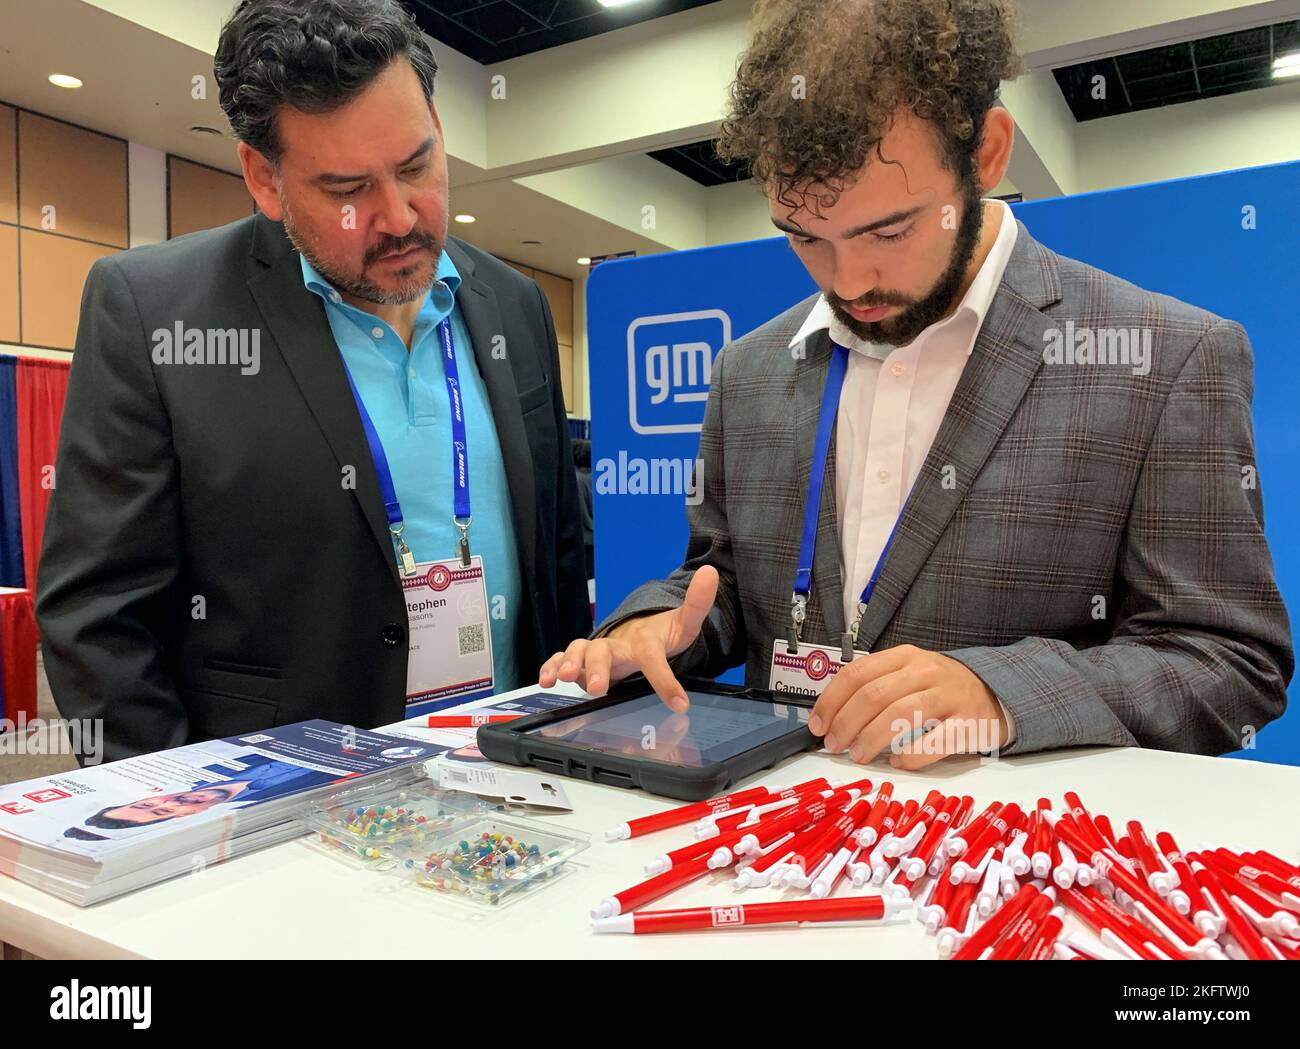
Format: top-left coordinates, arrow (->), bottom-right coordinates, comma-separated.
627,309 -> 731,434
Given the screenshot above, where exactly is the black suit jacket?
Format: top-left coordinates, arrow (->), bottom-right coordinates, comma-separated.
37,214 -> 591,763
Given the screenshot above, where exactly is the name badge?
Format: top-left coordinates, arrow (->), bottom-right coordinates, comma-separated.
403,556 -> 494,714
769,640 -> 867,698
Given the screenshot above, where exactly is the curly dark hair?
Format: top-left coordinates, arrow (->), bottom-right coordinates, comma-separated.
214,0 -> 439,163
718,0 -> 1023,214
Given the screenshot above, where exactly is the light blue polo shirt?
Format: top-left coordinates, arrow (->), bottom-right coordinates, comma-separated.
301,250 -> 521,700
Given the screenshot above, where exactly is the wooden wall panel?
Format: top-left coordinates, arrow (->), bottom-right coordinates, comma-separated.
19,230 -> 117,349
168,156 -> 254,238
533,269 -> 573,348
0,225 -> 18,342
0,104 -> 15,224
18,111 -> 127,247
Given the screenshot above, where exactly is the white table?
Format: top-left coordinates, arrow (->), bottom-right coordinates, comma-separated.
2,684 -> 1298,959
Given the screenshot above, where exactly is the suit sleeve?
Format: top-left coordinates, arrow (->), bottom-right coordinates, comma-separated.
592,343 -> 747,678
946,320 -> 1293,755
533,280 -> 592,646
36,256 -> 189,763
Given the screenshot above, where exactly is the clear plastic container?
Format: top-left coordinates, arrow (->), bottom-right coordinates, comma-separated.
301,770 -> 489,869
393,814 -> 590,906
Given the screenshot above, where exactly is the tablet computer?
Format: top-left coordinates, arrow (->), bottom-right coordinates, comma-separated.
475,678 -> 817,801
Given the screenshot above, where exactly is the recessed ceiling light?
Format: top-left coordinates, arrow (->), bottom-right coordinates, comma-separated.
1273,52 -> 1300,77
596,0 -> 643,7
48,74 -> 82,89
522,239 -> 541,245
577,257 -> 592,265
454,214 -> 476,224
190,125 -> 224,137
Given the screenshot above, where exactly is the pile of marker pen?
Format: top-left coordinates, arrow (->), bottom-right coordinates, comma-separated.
593,778 -> 1300,959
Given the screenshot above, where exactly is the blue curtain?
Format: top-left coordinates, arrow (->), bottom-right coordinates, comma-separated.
0,356 -> 24,587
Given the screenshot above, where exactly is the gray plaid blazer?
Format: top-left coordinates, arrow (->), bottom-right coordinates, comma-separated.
600,221 -> 1292,756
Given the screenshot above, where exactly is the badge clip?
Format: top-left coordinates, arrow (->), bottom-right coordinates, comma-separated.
390,523 -> 418,577
842,602 -> 866,664
788,592 -> 807,655
454,516 -> 472,567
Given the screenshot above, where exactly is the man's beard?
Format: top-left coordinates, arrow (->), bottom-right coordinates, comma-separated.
279,191 -> 441,306
828,177 -> 987,348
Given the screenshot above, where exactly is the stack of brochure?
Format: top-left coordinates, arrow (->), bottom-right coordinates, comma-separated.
0,720 -> 440,906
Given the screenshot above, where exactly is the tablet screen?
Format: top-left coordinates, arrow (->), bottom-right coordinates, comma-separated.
525,690 -> 810,768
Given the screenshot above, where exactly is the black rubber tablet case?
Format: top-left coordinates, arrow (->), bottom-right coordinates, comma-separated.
475,677 -> 819,801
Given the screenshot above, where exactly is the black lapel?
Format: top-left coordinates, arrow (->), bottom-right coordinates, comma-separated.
245,215 -> 399,585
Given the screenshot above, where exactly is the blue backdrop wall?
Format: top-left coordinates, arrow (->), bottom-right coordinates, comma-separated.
587,158 -> 1300,766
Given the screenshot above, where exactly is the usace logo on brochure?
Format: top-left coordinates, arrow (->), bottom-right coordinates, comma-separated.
1,788 -> 72,814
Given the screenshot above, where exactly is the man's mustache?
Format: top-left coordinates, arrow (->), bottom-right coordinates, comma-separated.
365,232 -> 437,265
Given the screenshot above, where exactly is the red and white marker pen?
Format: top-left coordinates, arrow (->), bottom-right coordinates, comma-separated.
900,795 -> 962,881
870,800 -> 918,884
945,801 -> 1001,859
591,894 -> 913,934
1063,792 -> 1109,853
950,803 -> 1022,884
1093,813 -> 1122,851
1246,849 -> 1300,884
950,883 -> 1041,960
1053,840 -> 1080,890
605,785 -> 772,842
1126,820 -> 1175,897
919,870 -> 958,932
1191,850 -> 1300,940
853,784 -> 897,849
852,799 -> 904,885
987,891 -> 1055,960
694,777 -> 838,837
781,809 -> 859,889
1214,849 -> 1300,910
1062,886 -> 1167,961
976,852 -> 1004,918
1002,827 -> 1031,878
644,837 -> 715,876
1189,859 -> 1279,961
937,879 -> 981,958
424,713 -> 522,727
592,852 -> 717,918
1031,799 -> 1054,877
1021,907 -> 1066,961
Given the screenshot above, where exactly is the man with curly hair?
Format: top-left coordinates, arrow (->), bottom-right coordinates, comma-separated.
543,0 -> 1291,767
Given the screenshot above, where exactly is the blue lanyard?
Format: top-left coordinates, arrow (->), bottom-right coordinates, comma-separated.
340,316 -> 473,575
790,342 -> 910,653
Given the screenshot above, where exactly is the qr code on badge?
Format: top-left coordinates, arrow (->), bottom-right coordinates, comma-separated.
458,623 -> 486,656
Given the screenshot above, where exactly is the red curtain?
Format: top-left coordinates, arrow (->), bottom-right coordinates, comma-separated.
15,357 -> 71,601
0,589 -> 37,725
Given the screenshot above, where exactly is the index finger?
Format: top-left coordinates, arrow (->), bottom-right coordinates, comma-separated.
633,639 -> 691,714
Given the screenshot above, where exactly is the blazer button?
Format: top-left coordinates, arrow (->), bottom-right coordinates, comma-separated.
381,624 -> 405,646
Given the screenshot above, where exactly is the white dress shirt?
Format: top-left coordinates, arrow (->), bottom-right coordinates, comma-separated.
788,199 -> 1020,743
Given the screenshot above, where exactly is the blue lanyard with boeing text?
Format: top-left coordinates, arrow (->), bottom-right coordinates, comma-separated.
341,316 -> 473,576
790,342 -> 910,659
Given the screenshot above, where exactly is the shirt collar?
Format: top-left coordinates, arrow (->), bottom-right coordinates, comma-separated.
299,247 -> 461,322
789,198 -> 1018,360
